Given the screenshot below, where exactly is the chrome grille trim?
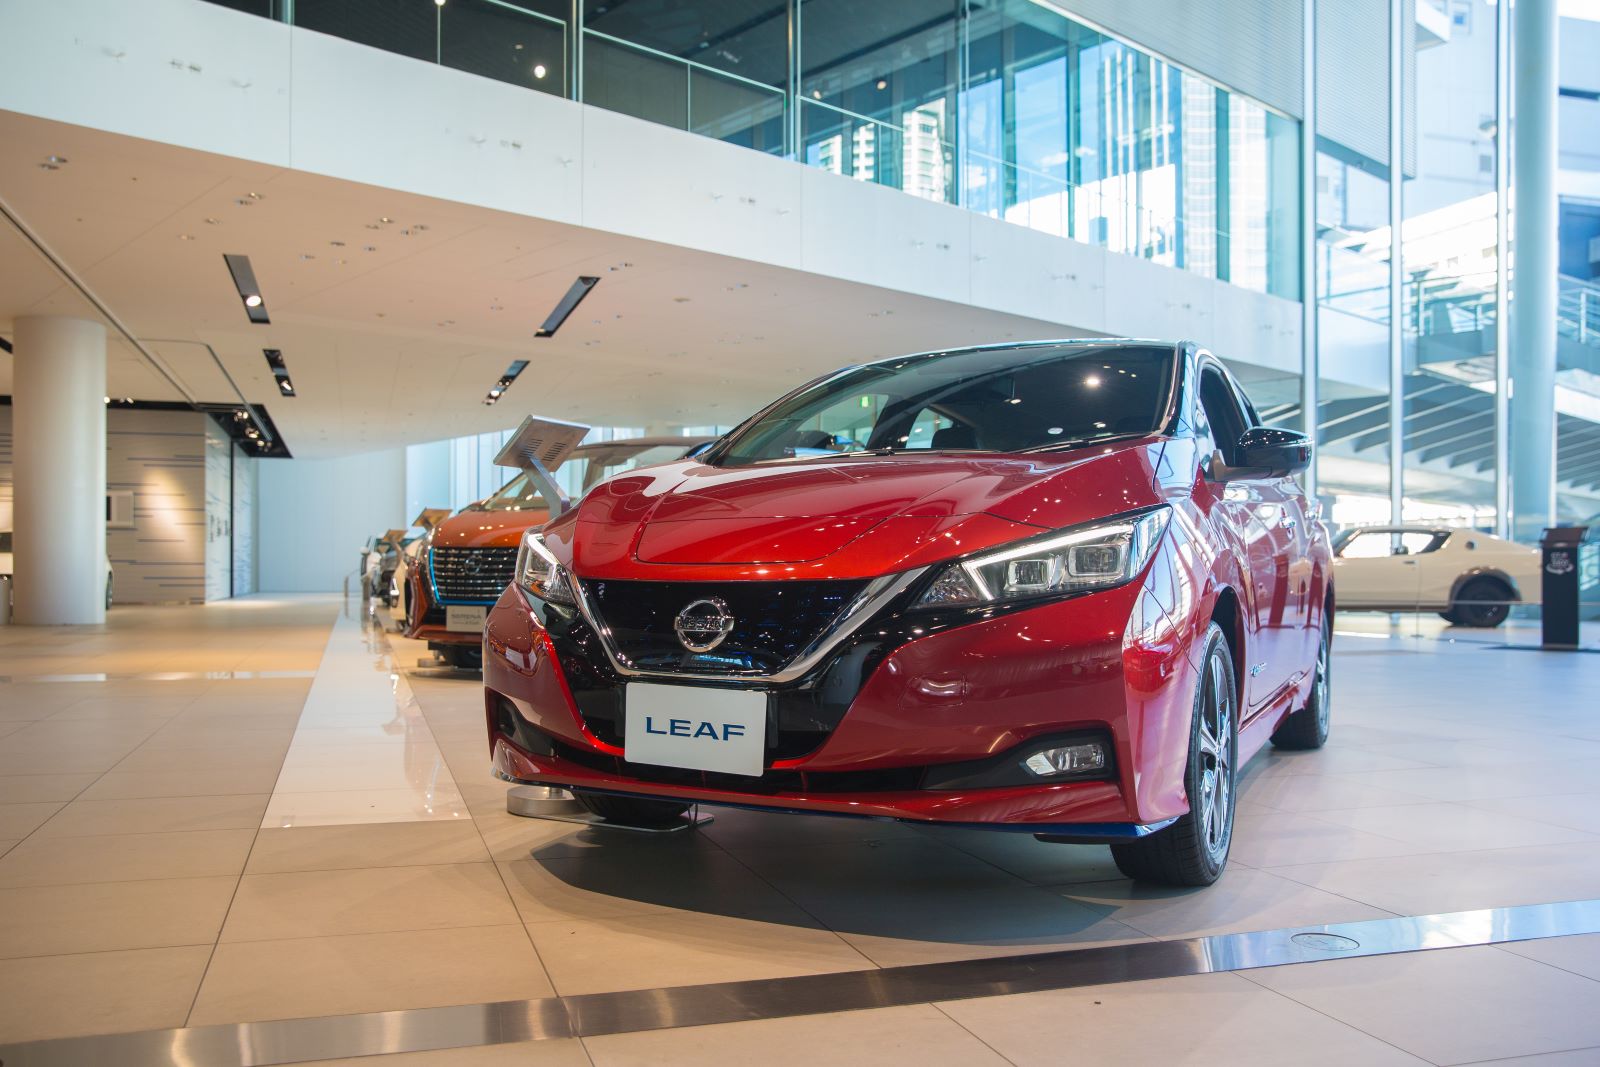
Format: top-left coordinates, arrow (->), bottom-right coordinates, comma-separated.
429,546 -> 518,603
570,568 -> 928,685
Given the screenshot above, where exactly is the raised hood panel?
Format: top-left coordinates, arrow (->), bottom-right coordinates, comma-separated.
431,508 -> 548,549
552,440 -> 1164,579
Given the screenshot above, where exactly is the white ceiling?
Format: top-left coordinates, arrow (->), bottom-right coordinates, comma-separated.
0,110 -> 1088,458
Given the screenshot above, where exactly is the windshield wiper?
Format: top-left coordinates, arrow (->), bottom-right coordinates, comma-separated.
1015,431 -> 1152,455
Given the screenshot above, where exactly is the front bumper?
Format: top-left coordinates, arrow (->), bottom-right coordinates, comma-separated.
483,558 -> 1197,828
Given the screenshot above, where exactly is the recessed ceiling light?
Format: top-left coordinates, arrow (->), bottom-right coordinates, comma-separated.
247,192 -> 264,200
413,224 -> 429,231
299,253 -> 314,260
204,217 -> 221,225
363,245 -> 376,252
533,63 -> 547,79
329,240 -> 345,247
365,223 -> 380,230
379,216 -> 394,224
234,198 -> 252,207
876,78 -> 888,90
223,254 -> 270,324
812,89 -> 822,99
46,155 -> 68,165
263,349 -> 296,397
534,276 -> 600,338
179,234 -> 195,241
482,359 -> 530,405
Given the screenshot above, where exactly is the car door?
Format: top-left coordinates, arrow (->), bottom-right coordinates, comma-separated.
1333,530 -> 1424,608
1196,363 -> 1295,711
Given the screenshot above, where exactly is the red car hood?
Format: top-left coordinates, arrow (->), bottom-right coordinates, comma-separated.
548,439 -> 1166,580
431,507 -> 549,549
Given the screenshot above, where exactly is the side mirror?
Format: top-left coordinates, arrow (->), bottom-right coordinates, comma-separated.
1210,427 -> 1312,482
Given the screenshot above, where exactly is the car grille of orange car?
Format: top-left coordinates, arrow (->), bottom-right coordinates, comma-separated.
429,547 -> 518,603
582,578 -> 871,675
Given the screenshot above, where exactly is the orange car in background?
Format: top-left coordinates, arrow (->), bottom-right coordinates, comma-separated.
405,426 -> 715,668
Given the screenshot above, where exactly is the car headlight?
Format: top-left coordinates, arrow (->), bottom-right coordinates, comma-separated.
515,530 -> 575,605
916,506 -> 1171,609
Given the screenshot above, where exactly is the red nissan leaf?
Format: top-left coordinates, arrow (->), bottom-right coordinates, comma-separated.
483,340 -> 1332,886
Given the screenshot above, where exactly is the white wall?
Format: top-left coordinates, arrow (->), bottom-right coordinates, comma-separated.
0,0 -> 1304,379
256,448 -> 405,593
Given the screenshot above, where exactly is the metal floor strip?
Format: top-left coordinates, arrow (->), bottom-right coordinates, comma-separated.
4,898 -> 1599,1066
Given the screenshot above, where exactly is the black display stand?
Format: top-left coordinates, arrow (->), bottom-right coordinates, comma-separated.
1540,527 -> 1587,649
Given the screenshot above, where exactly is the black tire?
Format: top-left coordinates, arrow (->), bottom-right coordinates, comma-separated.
1450,576 -> 1512,628
1272,609 -> 1331,750
572,790 -> 690,829
1111,622 -> 1238,887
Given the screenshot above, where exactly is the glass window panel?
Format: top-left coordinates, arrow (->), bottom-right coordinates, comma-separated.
441,1 -> 564,96
688,68 -> 786,155
294,0 -> 436,61
584,35 -> 689,132
800,0 -> 959,204
583,0 -> 786,88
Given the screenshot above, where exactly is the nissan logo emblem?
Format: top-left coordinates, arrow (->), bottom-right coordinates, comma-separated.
674,598 -> 736,653
460,553 -> 485,577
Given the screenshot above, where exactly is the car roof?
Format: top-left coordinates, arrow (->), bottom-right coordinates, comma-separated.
855,338 -> 1185,370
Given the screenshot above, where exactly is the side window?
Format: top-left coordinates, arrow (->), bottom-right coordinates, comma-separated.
1337,531 -> 1391,559
1198,365 -> 1249,464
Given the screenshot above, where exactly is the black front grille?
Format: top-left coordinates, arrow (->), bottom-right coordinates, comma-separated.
582,578 -> 871,675
430,546 -> 518,602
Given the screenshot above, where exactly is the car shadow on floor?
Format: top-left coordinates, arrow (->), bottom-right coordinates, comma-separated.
515,811 -> 1169,950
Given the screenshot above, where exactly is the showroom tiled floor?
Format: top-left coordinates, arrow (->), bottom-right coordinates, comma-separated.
1,597 -> 1599,1064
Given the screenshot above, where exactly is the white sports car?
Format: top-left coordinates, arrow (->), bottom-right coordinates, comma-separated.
1332,525 -> 1540,627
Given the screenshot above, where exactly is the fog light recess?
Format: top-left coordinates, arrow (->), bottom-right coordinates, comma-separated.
1024,742 -> 1107,777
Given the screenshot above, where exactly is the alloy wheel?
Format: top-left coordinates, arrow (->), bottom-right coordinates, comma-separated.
1315,619 -> 1331,733
1195,645 -> 1235,863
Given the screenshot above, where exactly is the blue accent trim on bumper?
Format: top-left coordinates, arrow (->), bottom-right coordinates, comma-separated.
426,547 -> 499,608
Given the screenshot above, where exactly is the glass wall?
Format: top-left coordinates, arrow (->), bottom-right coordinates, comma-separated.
212,0 -> 1300,299
292,0 -> 567,97
1315,147 -> 1392,527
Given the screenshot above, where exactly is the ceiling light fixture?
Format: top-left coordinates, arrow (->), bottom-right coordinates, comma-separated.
46,155 -> 68,165
533,63 -> 547,79
263,348 -> 295,397
223,253 -> 270,324
482,359 -> 530,405
534,275 -> 600,338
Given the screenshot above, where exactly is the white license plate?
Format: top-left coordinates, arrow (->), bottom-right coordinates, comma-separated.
624,683 -> 766,777
445,605 -> 487,632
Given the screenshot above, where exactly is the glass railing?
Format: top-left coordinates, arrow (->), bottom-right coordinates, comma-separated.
290,0 -> 568,97
198,0 -> 1300,303
583,30 -> 787,157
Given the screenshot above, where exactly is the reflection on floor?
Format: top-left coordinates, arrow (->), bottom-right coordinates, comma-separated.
1,600 -> 1598,1064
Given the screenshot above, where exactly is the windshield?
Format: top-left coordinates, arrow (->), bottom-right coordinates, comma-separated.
480,441 -> 703,511
709,343 -> 1176,468
479,472 -> 551,513
564,444 -> 702,494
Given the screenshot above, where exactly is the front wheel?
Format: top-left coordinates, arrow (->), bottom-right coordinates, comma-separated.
1111,622 -> 1238,887
572,790 -> 690,829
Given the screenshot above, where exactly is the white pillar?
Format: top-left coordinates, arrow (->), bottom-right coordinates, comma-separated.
12,316 -> 107,625
1510,0 -> 1559,542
